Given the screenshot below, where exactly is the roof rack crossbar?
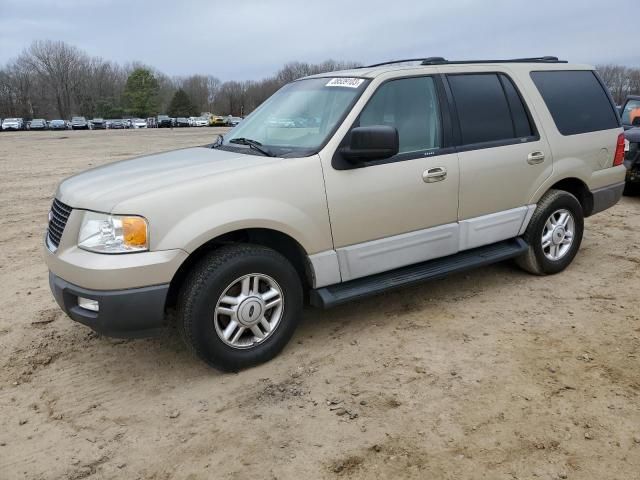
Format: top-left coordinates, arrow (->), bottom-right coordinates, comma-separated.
363,56 -> 566,68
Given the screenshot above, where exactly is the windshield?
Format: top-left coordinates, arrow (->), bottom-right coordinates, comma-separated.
621,99 -> 640,126
222,77 -> 369,157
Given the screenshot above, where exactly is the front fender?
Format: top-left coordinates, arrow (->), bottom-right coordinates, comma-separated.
157,197 -> 329,254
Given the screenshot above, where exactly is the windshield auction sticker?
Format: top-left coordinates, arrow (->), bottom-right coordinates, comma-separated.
325,78 -> 365,88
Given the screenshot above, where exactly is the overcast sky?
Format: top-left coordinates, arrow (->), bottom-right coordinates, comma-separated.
0,0 -> 637,81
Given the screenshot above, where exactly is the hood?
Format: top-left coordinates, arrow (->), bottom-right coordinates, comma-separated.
57,147 -> 279,212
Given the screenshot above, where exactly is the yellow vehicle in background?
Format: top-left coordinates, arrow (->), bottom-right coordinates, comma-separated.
209,115 -> 228,127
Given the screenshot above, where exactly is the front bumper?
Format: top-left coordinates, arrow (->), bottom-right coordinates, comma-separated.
49,272 -> 169,338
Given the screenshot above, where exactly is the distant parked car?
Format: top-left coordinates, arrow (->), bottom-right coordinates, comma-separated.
228,116 -> 243,127
209,115 -> 227,126
90,118 -> 106,130
71,116 -> 89,130
176,117 -> 190,127
1,118 -> 23,131
192,116 -> 208,127
157,114 -> 172,128
132,118 -> 147,129
29,119 -> 48,130
109,119 -> 126,129
49,119 -> 67,130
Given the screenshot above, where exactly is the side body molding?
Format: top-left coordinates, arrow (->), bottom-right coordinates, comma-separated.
308,205 -> 537,288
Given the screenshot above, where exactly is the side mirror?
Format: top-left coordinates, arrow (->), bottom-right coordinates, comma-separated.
341,125 -> 399,163
632,116 -> 640,127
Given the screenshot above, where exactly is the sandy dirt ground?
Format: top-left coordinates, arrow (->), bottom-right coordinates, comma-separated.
0,128 -> 639,480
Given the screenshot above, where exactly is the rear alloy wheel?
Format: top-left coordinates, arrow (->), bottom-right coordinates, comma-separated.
540,209 -> 575,261
516,189 -> 584,275
177,244 -> 303,371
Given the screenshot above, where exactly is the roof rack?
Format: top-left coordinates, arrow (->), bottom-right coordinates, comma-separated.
364,56 -> 566,68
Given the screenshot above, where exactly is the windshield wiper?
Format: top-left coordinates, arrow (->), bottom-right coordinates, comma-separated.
211,134 -> 224,148
229,137 -> 275,157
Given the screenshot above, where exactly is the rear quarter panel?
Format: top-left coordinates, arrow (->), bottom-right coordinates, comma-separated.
510,64 -> 625,199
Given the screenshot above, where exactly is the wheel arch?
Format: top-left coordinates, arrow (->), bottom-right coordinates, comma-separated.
165,228 -> 313,310
546,177 -> 594,217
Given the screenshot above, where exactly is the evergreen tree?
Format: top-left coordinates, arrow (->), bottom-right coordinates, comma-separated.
122,68 -> 160,117
168,88 -> 197,117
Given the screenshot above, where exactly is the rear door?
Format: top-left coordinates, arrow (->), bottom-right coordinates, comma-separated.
444,71 -> 553,249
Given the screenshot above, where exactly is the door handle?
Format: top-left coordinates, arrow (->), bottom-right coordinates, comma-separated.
527,151 -> 545,165
423,167 -> 447,183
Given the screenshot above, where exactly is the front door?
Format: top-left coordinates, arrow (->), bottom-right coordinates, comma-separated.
320,75 -> 460,281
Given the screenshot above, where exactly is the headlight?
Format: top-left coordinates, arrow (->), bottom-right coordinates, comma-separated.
78,212 -> 148,253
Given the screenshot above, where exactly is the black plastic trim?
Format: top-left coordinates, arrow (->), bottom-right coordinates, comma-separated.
590,182 -> 625,215
49,272 -> 169,338
310,238 -> 529,308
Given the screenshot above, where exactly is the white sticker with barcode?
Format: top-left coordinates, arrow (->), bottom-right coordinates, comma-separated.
625,139 -> 630,152
325,78 -> 364,88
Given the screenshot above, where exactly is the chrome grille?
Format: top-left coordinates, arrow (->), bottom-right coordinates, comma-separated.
47,199 -> 72,249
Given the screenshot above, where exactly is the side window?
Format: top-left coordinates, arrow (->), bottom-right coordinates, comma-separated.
359,76 -> 441,154
448,73 -> 520,145
499,74 -> 535,138
530,70 -> 620,135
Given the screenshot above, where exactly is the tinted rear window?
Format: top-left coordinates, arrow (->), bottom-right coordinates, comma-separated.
530,70 -> 619,135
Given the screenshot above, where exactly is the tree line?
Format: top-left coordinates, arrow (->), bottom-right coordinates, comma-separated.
3,40 -> 638,120
0,40 -> 360,120
596,65 -> 640,105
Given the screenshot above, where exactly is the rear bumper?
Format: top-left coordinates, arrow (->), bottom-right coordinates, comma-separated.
590,181 -> 625,215
49,272 -> 168,338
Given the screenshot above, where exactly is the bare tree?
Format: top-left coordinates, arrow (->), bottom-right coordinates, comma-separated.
0,40 -> 365,119
22,40 -> 88,118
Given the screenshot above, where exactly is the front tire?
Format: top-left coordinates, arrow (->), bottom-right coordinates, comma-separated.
516,189 -> 584,275
177,244 -> 303,371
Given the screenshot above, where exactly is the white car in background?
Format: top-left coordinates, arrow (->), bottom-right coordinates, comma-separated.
193,116 -> 208,127
2,118 -> 24,130
132,118 -> 147,129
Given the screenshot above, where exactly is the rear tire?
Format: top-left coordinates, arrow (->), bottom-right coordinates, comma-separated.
177,244 -> 303,371
516,189 -> 584,275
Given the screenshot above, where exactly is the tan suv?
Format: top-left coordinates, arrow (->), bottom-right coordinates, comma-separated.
44,56 -> 626,370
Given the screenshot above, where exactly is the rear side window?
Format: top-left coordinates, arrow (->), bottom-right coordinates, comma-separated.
530,70 -> 619,135
448,73 -> 534,145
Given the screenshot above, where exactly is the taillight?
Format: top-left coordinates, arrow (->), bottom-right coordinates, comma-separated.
613,133 -> 625,167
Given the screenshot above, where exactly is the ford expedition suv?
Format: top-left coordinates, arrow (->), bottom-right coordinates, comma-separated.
44,57 -> 626,371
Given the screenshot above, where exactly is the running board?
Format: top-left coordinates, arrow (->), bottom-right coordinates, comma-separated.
310,238 -> 528,308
